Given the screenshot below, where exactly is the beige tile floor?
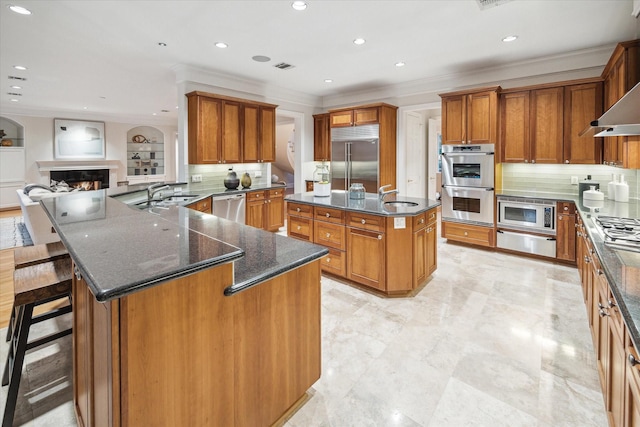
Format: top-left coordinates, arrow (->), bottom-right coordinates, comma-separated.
1,231 -> 606,426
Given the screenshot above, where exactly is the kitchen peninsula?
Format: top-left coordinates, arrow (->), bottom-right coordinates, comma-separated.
38,189 -> 328,427
286,191 -> 440,295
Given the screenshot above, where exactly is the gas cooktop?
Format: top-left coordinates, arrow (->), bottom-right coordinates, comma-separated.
594,216 -> 640,253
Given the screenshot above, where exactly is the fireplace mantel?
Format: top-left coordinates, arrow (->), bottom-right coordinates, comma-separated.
36,160 -> 121,172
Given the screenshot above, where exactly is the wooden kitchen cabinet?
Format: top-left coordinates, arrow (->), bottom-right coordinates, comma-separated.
313,113 -> 331,161
246,188 -> 284,231
441,220 -> 495,248
499,79 -> 603,164
73,258 -> 321,427
329,106 -> 379,127
625,341 -> 640,426
287,201 -> 436,295
186,91 -> 277,164
556,202 -> 576,263
186,196 -> 212,214
440,86 -> 500,145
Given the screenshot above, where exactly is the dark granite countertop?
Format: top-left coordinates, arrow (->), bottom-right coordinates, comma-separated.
285,191 -> 441,216
498,190 -> 640,348
39,189 -> 327,302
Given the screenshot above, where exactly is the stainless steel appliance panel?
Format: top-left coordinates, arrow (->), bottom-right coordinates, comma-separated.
497,229 -> 557,258
211,194 -> 246,224
441,144 -> 495,188
330,124 -> 380,193
441,185 -> 494,226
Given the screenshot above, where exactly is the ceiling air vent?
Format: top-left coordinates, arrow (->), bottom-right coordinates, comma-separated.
7,92 -> 22,96
8,76 -> 27,81
476,0 -> 512,10
274,62 -> 295,70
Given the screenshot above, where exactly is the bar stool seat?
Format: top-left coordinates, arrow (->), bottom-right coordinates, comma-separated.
2,256 -> 72,427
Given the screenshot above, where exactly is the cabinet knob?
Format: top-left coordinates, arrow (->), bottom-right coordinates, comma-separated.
531,160 -> 536,164
564,206 -> 569,211
378,235 -> 382,240
464,231 -> 468,236
608,299 -> 616,308
326,213 -> 330,218
361,219 -> 366,224
629,354 -> 640,367
326,233 -> 331,238
296,207 -> 301,212
419,219 -> 424,224
524,160 -> 528,163
599,308 -> 609,317
297,226 -> 301,230
326,258 -> 331,263
267,200 -> 271,203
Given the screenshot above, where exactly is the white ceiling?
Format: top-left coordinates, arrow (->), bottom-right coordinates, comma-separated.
0,0 -> 638,125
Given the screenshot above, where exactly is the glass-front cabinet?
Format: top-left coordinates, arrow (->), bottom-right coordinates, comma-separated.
126,126 -> 165,184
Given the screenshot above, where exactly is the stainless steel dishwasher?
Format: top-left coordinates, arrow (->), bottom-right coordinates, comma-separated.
211,193 -> 246,224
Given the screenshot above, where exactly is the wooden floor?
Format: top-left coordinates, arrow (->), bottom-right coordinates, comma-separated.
0,208 -> 68,329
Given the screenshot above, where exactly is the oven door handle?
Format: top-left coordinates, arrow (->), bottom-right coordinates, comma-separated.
441,152 -> 495,157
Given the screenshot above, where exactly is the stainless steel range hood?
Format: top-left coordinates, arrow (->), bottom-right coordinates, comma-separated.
580,82 -> 640,137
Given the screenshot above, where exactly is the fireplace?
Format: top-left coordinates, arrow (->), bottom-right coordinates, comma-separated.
50,168 -> 110,190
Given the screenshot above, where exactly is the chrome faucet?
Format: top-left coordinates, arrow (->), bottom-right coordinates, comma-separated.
378,185 -> 399,201
147,183 -> 170,202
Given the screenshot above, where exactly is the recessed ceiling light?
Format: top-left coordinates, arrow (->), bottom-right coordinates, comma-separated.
324,79 -> 333,83
353,38 -> 366,45
152,113 -> 157,116
502,35 -> 518,42
395,62 -> 406,67
8,5 -> 31,15
252,55 -> 271,62
10,99 -> 19,102
291,1 -> 307,11
83,106 -> 88,110
13,65 -> 27,71
157,42 -> 167,47
10,85 -> 22,90
215,42 -> 228,49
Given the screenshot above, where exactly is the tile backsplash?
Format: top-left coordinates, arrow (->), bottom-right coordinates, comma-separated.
187,163 -> 270,187
500,163 -> 638,199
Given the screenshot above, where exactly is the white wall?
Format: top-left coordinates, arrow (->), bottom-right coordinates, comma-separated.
1,113 -> 177,185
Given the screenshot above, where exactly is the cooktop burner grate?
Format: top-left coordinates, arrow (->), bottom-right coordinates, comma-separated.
594,216 -> 640,252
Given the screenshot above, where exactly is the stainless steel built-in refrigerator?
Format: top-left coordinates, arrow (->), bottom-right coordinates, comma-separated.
330,124 -> 380,193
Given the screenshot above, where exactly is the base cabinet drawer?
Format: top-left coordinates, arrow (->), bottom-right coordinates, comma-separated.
321,248 -> 346,277
442,221 -> 495,247
287,216 -> 313,241
314,220 -> 346,250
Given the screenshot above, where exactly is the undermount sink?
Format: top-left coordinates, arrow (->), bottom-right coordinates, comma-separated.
162,195 -> 199,203
133,194 -> 199,209
383,200 -> 419,207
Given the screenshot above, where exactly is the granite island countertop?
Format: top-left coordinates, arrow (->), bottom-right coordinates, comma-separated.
39,189 -> 327,302
285,191 -> 441,216
498,190 -> 640,349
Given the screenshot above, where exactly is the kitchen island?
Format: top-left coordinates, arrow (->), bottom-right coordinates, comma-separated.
39,189 -> 328,427
286,191 -> 440,296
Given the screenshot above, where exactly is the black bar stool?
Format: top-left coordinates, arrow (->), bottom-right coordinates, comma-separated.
2,256 -> 72,427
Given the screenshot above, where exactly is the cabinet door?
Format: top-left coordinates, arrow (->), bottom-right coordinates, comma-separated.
348,228 -> 385,290
266,190 -> 284,231
353,107 -> 379,125
625,345 -> 640,427
563,83 -> 603,164
607,300 -> 625,427
222,101 -> 243,163
441,95 -> 466,145
260,106 -> 276,162
530,87 -> 564,163
500,91 -> 530,162
426,224 -> 437,276
246,199 -> 265,229
243,105 -> 260,163
413,227 -> 427,287
313,114 -> 331,161
330,110 -> 354,127
556,213 -> 576,262
466,90 -> 497,144
188,95 -> 222,164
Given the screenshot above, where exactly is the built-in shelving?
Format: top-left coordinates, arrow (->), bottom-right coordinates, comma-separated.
126,126 -> 165,178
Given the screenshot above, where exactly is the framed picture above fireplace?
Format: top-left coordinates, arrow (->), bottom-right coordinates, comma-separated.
54,119 -> 105,159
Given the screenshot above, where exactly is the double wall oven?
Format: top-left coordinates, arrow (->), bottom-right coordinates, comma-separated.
441,144 -> 494,226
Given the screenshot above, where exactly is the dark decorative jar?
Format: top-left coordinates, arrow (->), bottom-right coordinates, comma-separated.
224,168 -> 239,189
241,172 -> 252,189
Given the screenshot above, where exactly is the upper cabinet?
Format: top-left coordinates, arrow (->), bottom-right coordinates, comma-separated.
186,91 -> 277,164
440,87 -> 500,145
329,106 -> 380,127
601,39 -> 640,169
499,79 -> 603,164
313,113 -> 331,162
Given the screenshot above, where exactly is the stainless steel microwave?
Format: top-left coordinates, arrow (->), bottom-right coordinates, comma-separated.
497,196 -> 556,235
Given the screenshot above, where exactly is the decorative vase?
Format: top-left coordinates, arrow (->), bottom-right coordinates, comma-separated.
241,172 -> 252,189
1,138 -> 13,147
224,168 -> 239,189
